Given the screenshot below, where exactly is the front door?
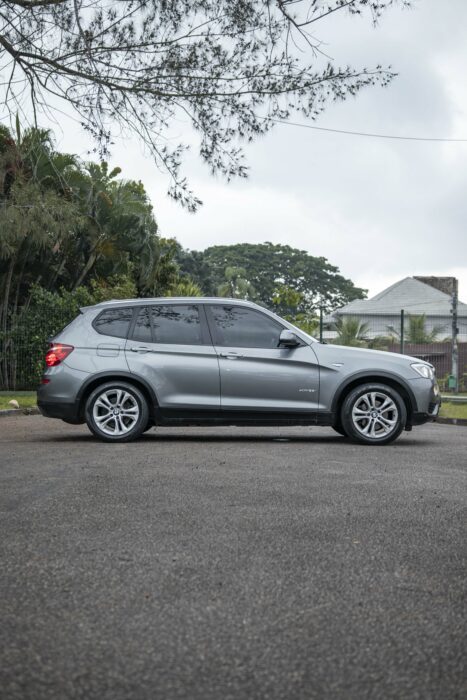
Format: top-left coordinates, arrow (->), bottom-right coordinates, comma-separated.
205,304 -> 320,414
125,304 -> 220,410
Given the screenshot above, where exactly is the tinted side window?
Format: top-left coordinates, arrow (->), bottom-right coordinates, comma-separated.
208,306 -> 282,348
151,305 -> 202,345
133,307 -> 152,343
94,308 -> 133,338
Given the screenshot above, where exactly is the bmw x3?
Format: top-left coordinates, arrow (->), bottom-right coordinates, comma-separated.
37,297 -> 440,444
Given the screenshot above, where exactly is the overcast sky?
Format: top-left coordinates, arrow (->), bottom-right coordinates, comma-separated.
50,0 -> 467,302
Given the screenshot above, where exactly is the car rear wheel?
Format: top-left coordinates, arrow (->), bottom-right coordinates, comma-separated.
341,383 -> 406,446
85,382 -> 149,442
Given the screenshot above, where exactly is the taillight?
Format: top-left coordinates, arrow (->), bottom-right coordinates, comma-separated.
45,343 -> 74,367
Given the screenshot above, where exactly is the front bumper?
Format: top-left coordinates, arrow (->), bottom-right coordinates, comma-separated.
410,385 -> 441,425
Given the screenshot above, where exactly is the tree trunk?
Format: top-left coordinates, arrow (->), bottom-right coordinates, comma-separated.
72,249 -> 98,290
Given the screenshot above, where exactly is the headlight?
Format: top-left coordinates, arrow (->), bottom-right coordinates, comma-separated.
411,362 -> 435,380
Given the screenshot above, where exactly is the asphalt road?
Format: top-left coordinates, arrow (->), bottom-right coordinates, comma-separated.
1,416 -> 466,700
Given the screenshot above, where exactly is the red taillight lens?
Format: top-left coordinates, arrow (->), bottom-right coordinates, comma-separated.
45,343 -> 74,367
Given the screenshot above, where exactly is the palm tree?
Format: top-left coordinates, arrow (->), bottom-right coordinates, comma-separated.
0,126 -> 79,325
388,314 -> 445,343
168,278 -> 203,296
332,316 -> 370,347
0,124 -> 80,388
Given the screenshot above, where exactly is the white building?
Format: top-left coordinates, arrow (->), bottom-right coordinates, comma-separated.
325,276 -> 467,342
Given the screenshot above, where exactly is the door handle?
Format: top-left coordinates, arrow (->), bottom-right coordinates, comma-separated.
130,346 -> 151,353
219,352 -> 244,359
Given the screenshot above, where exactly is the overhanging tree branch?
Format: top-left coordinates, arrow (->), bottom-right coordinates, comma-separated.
0,0 -> 408,208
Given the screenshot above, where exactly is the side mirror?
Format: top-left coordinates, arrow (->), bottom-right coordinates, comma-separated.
279,329 -> 300,347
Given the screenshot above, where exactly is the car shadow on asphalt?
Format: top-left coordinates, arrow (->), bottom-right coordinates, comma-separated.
142,434 -> 428,446
39,431 -> 429,446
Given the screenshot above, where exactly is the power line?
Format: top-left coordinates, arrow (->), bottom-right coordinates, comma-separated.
267,118 -> 467,143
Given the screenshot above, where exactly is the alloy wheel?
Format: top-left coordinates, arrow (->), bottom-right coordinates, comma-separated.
351,391 -> 399,439
92,388 -> 140,437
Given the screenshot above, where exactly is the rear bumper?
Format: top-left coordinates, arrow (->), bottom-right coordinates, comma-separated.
37,400 -> 82,423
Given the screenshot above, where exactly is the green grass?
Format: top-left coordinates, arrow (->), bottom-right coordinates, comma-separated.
439,402 -> 467,420
0,392 -> 37,410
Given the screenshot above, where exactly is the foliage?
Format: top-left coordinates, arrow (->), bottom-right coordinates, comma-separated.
0,0 -> 407,208
89,275 -> 138,303
182,243 -> 367,312
387,314 -> 446,343
272,285 -> 319,336
173,245 -> 216,295
167,279 -> 204,297
0,126 -> 191,336
217,267 -> 256,300
332,316 -> 370,347
0,279 -> 136,390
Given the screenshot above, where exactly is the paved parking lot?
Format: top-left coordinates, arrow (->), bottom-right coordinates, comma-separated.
1,416 -> 466,700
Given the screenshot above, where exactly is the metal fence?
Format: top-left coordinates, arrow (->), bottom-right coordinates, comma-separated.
0,309 -> 73,391
322,310 -> 465,392
1,306 -> 465,392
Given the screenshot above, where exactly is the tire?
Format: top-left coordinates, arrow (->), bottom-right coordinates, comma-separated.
85,381 -> 149,443
332,424 -> 348,437
341,383 -> 406,446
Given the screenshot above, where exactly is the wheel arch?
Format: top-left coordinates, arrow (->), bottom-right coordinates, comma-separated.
331,372 -> 416,427
76,371 -> 158,422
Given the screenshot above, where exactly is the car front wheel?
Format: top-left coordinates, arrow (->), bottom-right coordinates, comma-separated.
341,383 -> 406,446
85,382 -> 149,442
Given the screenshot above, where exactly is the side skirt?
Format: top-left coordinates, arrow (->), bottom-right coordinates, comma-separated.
156,408 -> 334,428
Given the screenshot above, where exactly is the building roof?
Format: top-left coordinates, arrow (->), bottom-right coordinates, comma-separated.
331,277 -> 467,317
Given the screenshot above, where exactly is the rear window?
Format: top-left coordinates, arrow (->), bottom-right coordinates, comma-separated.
93,308 -> 134,338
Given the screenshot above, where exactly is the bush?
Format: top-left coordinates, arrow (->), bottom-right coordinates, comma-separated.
0,277 -> 135,390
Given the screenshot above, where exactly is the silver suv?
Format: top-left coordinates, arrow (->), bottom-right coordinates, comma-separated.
37,297 -> 440,444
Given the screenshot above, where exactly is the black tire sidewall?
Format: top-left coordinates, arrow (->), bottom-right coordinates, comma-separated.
341,383 -> 407,446
332,424 -> 348,437
85,382 -> 149,442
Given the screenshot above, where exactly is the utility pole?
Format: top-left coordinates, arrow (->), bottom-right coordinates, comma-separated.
400,309 -> 405,354
451,278 -> 459,393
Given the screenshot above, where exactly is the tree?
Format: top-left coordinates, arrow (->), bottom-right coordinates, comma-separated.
173,244 -> 217,295
188,242 -> 366,312
217,266 -> 256,300
0,0 -> 408,208
0,125 -> 81,339
388,314 -> 446,344
0,125 -> 184,306
332,316 -> 370,347
272,284 -> 319,336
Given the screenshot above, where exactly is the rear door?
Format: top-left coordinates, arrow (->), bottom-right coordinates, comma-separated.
205,304 -> 320,413
125,304 -> 220,410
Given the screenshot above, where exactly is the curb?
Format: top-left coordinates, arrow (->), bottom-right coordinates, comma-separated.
436,417 -> 467,427
0,407 -> 40,417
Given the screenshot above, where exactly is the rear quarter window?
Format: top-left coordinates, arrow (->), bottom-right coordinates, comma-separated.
93,308 -> 134,338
